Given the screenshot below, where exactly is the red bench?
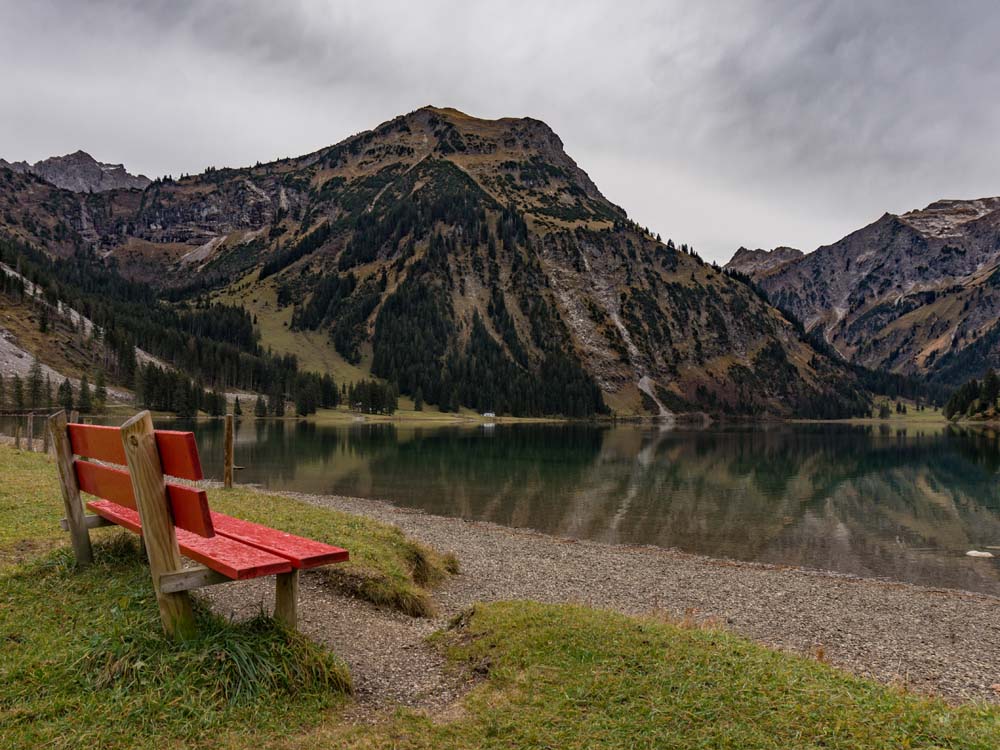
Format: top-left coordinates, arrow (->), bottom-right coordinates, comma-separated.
48,410 -> 348,638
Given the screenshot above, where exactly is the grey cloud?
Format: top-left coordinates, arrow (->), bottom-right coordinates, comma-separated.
1,0 -> 999,262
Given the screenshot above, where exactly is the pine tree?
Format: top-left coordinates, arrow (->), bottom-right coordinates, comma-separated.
58,378 -> 74,412
39,305 -> 49,333
233,396 -> 242,417
45,374 -> 53,409
207,389 -> 224,417
12,374 -> 24,410
94,369 -> 108,412
78,375 -> 93,413
981,369 -> 999,407
174,378 -> 192,418
27,358 -> 43,409
254,394 -> 267,418
414,386 -> 424,411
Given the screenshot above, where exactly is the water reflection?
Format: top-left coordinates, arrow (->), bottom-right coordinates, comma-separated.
10,415 -> 1000,595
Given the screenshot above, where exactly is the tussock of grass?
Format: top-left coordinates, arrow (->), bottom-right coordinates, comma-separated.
303,602 -> 1000,749
209,486 -> 455,616
0,536 -> 350,750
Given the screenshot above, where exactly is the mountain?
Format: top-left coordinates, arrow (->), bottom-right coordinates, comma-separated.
726,246 -> 803,277
0,150 -> 151,193
727,197 -> 1000,386
0,106 -> 868,418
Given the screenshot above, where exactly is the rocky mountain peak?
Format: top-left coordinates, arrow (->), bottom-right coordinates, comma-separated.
899,197 -> 1000,238
0,150 -> 150,193
725,245 -> 803,276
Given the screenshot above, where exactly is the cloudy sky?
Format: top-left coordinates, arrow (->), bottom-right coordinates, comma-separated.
2,1 -> 999,263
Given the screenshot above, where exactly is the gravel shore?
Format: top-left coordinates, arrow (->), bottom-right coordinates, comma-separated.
203,488 -> 1000,714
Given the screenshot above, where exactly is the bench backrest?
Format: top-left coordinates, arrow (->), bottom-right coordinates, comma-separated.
68,423 -> 215,538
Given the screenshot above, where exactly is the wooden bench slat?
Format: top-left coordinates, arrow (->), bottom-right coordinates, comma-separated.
67,424 -> 204,480
75,461 -> 215,538
153,430 -> 204,481
87,500 -> 292,580
210,512 -> 350,569
68,424 -> 126,465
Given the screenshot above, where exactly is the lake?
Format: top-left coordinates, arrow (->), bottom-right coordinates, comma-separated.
12,416 -> 1000,596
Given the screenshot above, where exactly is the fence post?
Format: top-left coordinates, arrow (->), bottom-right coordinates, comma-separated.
223,413 -> 234,489
69,410 -> 79,424
14,423 -> 21,450
26,415 -> 33,452
48,411 -> 93,566
42,422 -> 50,455
121,410 -> 197,639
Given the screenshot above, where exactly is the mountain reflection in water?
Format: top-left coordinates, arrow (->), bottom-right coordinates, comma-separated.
22,417 -> 999,596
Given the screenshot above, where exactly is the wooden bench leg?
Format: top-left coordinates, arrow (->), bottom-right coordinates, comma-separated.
122,411 -> 197,640
49,411 -> 93,566
275,569 -> 299,630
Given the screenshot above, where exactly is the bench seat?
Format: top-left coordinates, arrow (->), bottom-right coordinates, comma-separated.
87,500 -> 293,580
210,512 -> 349,569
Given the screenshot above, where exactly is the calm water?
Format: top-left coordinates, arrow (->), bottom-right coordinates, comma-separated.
13,416 -> 1000,595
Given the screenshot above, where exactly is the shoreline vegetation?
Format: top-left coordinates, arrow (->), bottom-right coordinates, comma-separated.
2,444 -> 1000,748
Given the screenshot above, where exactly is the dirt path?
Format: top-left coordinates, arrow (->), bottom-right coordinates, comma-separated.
204,489 -> 1000,714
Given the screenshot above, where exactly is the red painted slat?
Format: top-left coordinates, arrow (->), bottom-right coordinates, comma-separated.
87,500 -> 291,579
165,484 -> 215,539
211,512 -> 349,569
68,424 -> 126,465
67,425 -> 203,481
75,459 -> 135,506
154,431 -> 204,481
75,461 -> 215,538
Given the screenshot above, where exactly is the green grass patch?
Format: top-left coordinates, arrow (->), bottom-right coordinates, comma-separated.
307,602 -> 1000,749
0,445 -> 79,566
0,536 -> 350,750
209,486 -> 456,617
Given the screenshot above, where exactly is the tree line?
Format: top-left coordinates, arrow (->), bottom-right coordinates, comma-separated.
0,360 -> 106,414
944,369 -> 999,419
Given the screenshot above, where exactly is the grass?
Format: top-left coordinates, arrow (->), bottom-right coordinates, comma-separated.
0,536 -> 350,750
0,445 -> 456,616
0,444 -> 81,567
289,602 -> 1000,750
4,446 -> 1000,748
209,486 -> 457,617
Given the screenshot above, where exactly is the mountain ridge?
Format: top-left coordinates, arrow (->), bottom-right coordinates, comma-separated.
0,150 -> 151,193
0,106 -> 868,418
726,195 -> 1000,385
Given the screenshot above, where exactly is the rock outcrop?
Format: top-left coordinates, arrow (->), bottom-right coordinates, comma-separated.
0,150 -> 150,192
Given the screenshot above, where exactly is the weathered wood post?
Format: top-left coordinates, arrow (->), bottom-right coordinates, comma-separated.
14,422 -> 21,450
42,422 -> 50,455
121,410 -> 197,639
69,409 -> 79,424
223,413 -> 234,489
48,411 -> 93,566
25,415 -> 33,452
275,570 -> 299,629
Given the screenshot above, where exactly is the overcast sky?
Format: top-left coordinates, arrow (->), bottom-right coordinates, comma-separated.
2,1 -> 999,263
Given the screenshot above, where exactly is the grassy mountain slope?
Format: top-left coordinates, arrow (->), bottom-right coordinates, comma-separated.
0,107 -> 868,417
